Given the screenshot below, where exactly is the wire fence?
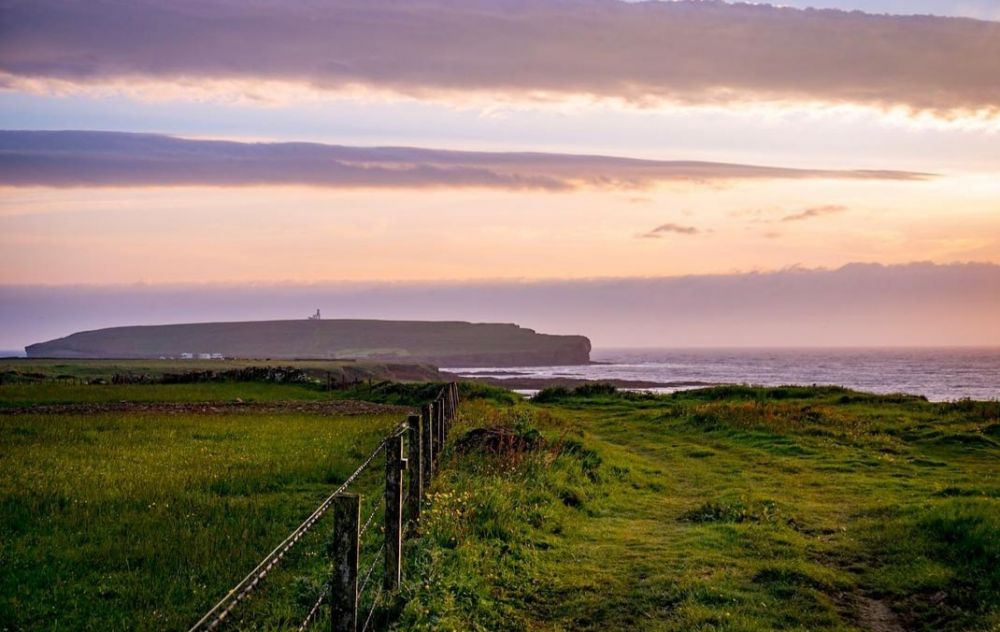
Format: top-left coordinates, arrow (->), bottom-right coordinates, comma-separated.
188,382 -> 461,632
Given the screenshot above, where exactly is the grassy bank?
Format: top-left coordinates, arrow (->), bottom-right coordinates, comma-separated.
398,386 -> 999,632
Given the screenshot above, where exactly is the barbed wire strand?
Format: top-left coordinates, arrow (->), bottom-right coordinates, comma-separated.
357,542 -> 386,600
296,580 -> 331,632
360,584 -> 384,632
358,500 -> 382,541
192,406 -> 432,631
188,436 -> 389,632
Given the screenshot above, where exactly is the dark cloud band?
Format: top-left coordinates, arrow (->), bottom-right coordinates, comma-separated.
1,263 -> 998,348
1,0 -> 998,113
0,130 -> 929,189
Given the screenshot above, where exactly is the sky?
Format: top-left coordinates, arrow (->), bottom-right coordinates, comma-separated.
1,0 -> 998,349
738,1 -> 1000,20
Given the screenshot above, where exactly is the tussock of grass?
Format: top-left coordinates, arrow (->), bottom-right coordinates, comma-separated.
679,498 -> 787,525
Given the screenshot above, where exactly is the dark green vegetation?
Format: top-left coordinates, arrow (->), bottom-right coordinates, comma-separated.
399,385 -> 999,631
0,359 -> 512,409
24,319 -> 591,366
0,357 -> 446,383
0,358 -> 450,408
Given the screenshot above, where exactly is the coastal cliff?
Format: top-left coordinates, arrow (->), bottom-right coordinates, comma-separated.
25,319 -> 591,367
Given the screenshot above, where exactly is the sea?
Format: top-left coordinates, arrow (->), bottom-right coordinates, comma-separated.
448,348 -> 1000,402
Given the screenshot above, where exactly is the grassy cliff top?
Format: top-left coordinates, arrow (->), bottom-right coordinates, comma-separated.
24,319 -> 592,366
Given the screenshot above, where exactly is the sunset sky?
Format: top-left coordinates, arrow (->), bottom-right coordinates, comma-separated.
1,0 -> 999,348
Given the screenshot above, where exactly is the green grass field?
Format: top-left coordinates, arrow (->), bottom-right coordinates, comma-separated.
3,378 -> 998,631
0,393 -> 405,630
399,387 -> 1000,632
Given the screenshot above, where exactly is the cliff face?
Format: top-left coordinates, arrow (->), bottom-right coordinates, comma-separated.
25,319 -> 592,367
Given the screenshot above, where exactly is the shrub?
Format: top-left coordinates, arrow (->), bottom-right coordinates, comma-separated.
533,383 -> 618,403
457,381 -> 520,405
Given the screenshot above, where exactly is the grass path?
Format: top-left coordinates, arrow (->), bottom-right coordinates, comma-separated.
399,389 -> 999,632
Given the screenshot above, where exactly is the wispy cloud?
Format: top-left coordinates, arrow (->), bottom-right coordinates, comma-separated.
0,1 -> 998,114
0,131 -> 928,190
781,205 -> 848,222
641,223 -> 702,238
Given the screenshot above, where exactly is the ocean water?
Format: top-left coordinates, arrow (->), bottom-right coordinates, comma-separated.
450,348 -> 1000,402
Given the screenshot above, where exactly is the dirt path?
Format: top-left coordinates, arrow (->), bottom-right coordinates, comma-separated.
856,596 -> 906,632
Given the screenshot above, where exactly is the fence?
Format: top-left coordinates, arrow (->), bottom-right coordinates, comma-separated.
188,382 -> 461,632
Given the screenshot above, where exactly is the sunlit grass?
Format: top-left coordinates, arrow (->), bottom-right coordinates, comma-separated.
397,388 -> 1000,632
0,409 -> 400,630
3,380 -> 997,631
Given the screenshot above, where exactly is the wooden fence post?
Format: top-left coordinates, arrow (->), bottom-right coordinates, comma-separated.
433,400 -> 443,466
406,414 -> 422,524
421,403 -> 434,487
446,384 -> 455,429
331,494 -> 360,632
442,391 -> 449,428
448,384 -> 455,419
385,435 -> 405,592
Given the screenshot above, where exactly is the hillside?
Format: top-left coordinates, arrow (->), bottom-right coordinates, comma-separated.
24,319 -> 591,367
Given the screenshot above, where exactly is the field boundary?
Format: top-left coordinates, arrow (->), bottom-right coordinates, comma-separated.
188,382 -> 461,632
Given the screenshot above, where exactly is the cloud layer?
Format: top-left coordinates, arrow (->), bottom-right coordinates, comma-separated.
1,0 -> 999,113
0,130 -> 927,189
2,263 -> 999,349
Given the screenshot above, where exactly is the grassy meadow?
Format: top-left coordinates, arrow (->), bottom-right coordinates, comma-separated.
397,386 -> 1000,632
2,371 -> 998,631
0,381 -> 407,630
